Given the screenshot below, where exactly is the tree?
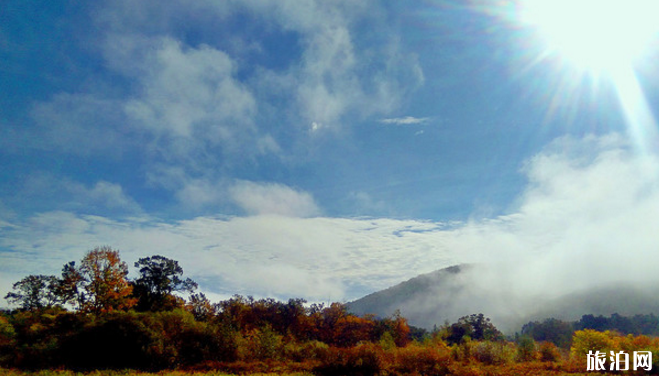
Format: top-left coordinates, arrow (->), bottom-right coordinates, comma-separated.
185,292 -> 215,321
521,317 -> 574,348
56,261 -> 85,309
4,275 -> 60,310
445,313 -> 503,345
78,246 -> 136,313
133,255 -> 197,311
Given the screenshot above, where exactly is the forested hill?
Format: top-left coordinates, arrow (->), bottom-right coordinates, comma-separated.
346,264 -> 470,326
347,263 -> 659,333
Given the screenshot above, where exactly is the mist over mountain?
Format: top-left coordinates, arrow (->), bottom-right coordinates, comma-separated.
347,264 -> 659,333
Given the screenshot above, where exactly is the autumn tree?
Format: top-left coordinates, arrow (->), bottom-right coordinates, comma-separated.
185,292 -> 215,321
133,255 -> 197,311
78,246 -> 136,313
4,275 -> 61,310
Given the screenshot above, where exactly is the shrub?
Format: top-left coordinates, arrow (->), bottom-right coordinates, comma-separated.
538,341 -> 562,362
313,343 -> 382,376
0,315 -> 16,365
515,335 -> 537,362
58,311 -> 157,370
244,325 -> 284,360
570,329 -> 615,359
284,339 -> 329,362
472,341 -> 514,365
392,343 -> 451,376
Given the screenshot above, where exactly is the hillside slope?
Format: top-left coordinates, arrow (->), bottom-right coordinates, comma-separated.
346,264 -> 659,332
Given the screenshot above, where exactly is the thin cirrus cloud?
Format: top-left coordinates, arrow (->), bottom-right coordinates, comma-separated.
4,173 -> 142,216
379,116 -> 431,125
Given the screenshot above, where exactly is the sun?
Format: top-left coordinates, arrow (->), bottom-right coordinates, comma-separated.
505,0 -> 659,156
518,0 -> 658,75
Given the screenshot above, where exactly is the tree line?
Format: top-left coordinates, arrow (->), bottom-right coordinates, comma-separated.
521,313 -> 659,349
0,246 -> 413,371
4,246 -> 197,313
4,246 -> 659,374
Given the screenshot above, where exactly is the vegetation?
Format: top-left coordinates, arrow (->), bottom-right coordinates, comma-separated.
3,246 -> 659,375
521,313 -> 659,349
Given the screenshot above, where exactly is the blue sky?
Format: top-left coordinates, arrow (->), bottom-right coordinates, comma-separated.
2,0 -> 659,312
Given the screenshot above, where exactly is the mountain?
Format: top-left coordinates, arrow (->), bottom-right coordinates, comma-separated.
346,264 -> 472,329
346,264 -> 659,333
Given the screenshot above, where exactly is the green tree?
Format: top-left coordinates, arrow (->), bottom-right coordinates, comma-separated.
4,275 -> 60,310
521,317 -> 574,348
515,335 -> 537,362
445,313 -> 503,345
133,255 -> 197,311
56,261 -> 85,309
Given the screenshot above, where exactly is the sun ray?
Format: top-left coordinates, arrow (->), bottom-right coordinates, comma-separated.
612,67 -> 659,156
486,0 -> 659,155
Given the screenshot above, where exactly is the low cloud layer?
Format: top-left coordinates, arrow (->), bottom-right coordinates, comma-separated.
2,134 -> 658,331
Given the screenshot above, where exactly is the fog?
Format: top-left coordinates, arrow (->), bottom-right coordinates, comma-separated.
384,133 -> 659,331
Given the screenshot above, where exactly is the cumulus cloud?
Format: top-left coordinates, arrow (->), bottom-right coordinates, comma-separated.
123,37 -> 256,142
229,181 -> 321,217
3,0 -> 424,216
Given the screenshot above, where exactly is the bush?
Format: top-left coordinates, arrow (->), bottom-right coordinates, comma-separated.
472,341 -> 514,365
284,339 -> 330,362
515,335 -> 537,362
8,309 -> 84,369
244,325 -> 284,360
538,341 -> 562,362
570,329 -> 615,360
59,311 -> 157,370
0,315 -> 16,366
392,343 -> 451,376
313,343 -> 382,376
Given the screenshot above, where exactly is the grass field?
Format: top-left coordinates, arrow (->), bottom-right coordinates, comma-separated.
0,367 -> 621,376
0,370 -> 315,376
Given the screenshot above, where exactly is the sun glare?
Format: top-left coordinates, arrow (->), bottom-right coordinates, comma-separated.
510,0 -> 659,155
519,0 -> 658,75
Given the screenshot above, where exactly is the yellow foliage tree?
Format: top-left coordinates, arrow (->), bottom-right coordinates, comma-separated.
79,246 -> 136,313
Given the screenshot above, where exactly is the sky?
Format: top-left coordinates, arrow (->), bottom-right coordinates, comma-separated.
2,0 -> 659,317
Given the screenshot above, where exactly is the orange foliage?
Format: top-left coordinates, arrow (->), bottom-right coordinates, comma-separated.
79,246 -> 136,313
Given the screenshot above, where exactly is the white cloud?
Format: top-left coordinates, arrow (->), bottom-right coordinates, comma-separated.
3,134 -> 658,327
4,0 -> 424,211
380,116 -> 430,125
174,178 -> 228,210
229,181 -> 321,217
0,212 -> 455,304
231,0 -> 424,130
9,173 -> 142,215
387,134 -> 659,330
3,93 -> 133,157
123,37 -> 256,143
